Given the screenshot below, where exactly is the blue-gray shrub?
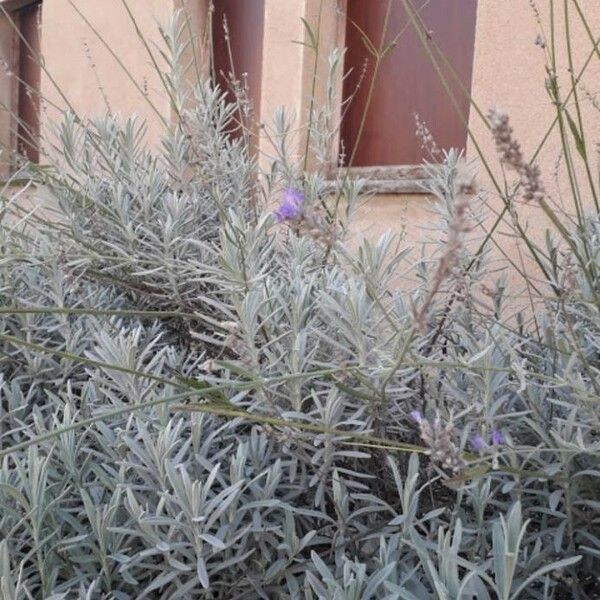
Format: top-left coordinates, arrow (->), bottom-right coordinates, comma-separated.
0,16 -> 598,600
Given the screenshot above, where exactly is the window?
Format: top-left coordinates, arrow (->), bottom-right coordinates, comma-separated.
0,0 -> 41,177
340,0 -> 477,168
15,1 -> 41,163
211,0 -> 264,134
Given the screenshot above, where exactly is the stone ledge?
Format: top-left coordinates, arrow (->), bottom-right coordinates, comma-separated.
326,165 -> 436,195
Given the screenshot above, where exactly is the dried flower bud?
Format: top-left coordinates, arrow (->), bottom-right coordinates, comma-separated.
220,321 -> 240,333
488,108 -> 545,203
200,359 -> 217,372
413,413 -> 464,473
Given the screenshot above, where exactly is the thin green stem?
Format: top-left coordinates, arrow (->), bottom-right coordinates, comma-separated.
66,0 -> 168,128
564,0 -> 599,214
398,0 -> 551,282
302,0 -> 324,172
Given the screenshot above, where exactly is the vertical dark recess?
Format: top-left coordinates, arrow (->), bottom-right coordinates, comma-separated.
17,2 -> 41,163
341,0 -> 477,166
212,0 -> 265,129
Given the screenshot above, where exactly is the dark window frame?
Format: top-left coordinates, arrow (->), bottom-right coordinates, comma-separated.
0,0 -> 42,175
15,0 -> 41,163
337,0 -> 478,194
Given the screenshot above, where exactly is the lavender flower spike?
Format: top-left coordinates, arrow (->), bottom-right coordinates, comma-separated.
409,410 -> 422,424
491,429 -> 505,446
273,188 -> 304,223
471,434 -> 486,452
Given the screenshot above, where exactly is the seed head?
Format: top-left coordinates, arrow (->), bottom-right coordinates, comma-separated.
488,108 -> 545,203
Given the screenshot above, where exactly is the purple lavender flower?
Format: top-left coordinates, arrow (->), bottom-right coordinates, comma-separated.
273,188 -> 304,223
471,434 -> 486,452
491,429 -> 505,446
409,410 -> 422,424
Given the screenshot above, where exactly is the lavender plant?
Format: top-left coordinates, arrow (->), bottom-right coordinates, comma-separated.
0,3 -> 599,599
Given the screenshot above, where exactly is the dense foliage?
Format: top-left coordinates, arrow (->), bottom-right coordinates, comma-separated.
1,11 -> 599,600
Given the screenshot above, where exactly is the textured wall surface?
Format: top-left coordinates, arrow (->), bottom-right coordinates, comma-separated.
5,0 -> 600,298
467,0 -> 600,290
38,0 -> 174,148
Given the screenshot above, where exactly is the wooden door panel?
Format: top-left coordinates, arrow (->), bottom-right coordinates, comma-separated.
17,2 -> 41,163
212,0 -> 264,120
341,0 -> 477,166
